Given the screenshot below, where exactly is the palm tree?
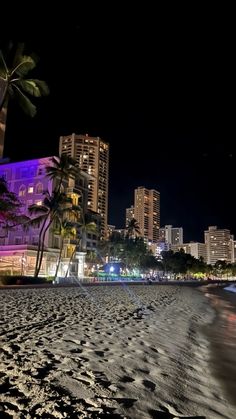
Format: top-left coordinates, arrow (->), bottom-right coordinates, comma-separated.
64,208 -> 97,278
53,219 -> 77,280
79,212 -> 97,251
46,155 -> 80,193
0,43 -> 49,158
28,190 -> 72,277
126,218 -> 140,239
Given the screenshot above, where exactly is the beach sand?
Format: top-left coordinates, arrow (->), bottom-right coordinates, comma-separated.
0,285 -> 235,418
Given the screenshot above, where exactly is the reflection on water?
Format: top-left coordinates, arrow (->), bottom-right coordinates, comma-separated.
204,289 -> 236,406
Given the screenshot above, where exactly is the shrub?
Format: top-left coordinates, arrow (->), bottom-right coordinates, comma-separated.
0,276 -> 50,285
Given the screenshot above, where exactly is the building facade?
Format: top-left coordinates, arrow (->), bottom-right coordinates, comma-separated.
59,133 -> 109,239
0,157 -> 89,277
204,226 -> 233,265
159,225 -> 183,246
125,205 -> 135,228
134,187 -> 160,243
171,242 -> 206,261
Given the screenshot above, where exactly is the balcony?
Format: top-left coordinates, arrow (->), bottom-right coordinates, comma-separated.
66,187 -> 81,195
63,238 -> 78,245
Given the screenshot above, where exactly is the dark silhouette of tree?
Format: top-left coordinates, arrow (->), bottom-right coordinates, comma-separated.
0,42 -> 49,158
126,218 -> 140,239
0,176 -> 29,236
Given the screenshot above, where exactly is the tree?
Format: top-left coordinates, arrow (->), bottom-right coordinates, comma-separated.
53,219 -> 77,280
28,190 -> 72,277
46,155 -> 80,193
126,218 -> 140,239
0,43 -> 49,158
0,176 -> 29,236
28,155 -> 81,277
78,212 -> 97,251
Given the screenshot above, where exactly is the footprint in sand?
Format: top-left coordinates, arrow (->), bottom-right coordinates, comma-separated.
142,379 -> 156,392
120,375 -> 135,383
94,350 -> 105,357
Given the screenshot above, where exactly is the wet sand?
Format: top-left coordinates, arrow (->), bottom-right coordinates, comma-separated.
0,285 -> 235,418
203,287 -> 236,409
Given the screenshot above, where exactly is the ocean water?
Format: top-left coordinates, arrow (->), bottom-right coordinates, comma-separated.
204,286 -> 236,407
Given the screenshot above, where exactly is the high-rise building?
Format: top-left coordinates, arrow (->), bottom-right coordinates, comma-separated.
204,226 -> 233,264
159,225 -> 183,246
59,133 -> 109,239
134,186 -> 160,243
125,205 -> 134,228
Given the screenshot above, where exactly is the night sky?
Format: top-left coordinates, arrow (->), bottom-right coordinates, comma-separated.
0,8 -> 234,243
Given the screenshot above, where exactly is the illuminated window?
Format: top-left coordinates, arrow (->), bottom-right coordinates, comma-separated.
19,185 -> 26,197
36,183 -> 43,194
35,200 -> 42,206
28,186 -> 34,194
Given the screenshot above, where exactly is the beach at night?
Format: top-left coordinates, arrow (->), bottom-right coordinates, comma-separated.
1,284 -> 236,418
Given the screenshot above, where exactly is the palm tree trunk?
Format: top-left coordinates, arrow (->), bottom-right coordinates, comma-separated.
54,238 -> 64,280
34,216 -> 48,277
0,75 -> 8,111
0,75 -> 9,158
36,217 -> 54,276
65,247 -> 77,278
0,103 -> 8,159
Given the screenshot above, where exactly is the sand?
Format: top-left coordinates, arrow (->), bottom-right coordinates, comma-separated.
0,284 -> 235,419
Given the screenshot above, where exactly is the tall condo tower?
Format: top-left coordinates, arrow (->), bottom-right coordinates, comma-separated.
59,133 -> 109,239
134,186 -> 160,243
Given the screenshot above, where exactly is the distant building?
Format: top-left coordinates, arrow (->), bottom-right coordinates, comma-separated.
114,228 -> 126,238
204,226 -> 233,265
134,186 -> 160,243
159,225 -> 183,246
59,133 -> 109,239
125,205 -> 135,228
188,242 -> 206,261
107,224 -> 116,238
231,240 -> 236,264
171,242 -> 206,261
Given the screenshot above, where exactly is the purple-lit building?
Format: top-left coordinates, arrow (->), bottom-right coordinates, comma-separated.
0,157 -> 58,275
0,157 -> 90,277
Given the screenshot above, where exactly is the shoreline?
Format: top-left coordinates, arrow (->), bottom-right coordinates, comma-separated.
202,287 -> 236,408
0,279 -> 233,290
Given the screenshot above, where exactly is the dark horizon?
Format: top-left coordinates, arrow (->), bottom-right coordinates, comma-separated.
0,12 -> 234,243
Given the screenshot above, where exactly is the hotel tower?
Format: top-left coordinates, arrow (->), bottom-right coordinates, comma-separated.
134,186 -> 160,243
59,133 -> 109,239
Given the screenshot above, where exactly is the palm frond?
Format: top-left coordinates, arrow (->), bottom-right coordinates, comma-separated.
28,203 -> 49,215
31,79 -> 49,96
11,83 -> 37,117
12,55 -> 36,77
14,79 -> 44,98
15,79 -> 49,97
28,214 -> 48,228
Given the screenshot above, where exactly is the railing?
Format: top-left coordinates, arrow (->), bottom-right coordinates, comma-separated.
66,187 -> 80,194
